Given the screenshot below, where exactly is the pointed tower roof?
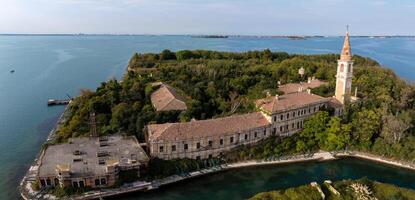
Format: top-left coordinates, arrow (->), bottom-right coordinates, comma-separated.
340,31 -> 352,61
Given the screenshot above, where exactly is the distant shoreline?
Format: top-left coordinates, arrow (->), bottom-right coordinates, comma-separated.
1,34 -> 415,38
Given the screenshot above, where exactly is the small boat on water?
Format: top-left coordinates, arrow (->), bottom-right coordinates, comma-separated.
10,70 -> 15,73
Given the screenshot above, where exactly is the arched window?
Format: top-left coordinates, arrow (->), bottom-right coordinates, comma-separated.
101,178 -> 107,185
79,181 -> 85,187
40,179 -> 46,187
73,181 -> 78,188
95,179 -> 100,186
340,64 -> 344,72
348,64 -> 352,72
46,178 -> 51,186
54,178 -> 59,186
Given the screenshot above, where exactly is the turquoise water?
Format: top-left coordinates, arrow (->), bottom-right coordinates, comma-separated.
115,158 -> 415,200
1,35 -> 415,199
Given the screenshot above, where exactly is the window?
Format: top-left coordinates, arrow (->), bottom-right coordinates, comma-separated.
184,143 -> 188,150
273,128 -> 276,134
196,156 -> 201,160
273,116 -> 276,122
254,132 -> 257,138
208,154 -> 213,159
314,107 -> 316,112
293,112 -> 296,117
309,108 -> 311,113
286,113 -> 289,119
159,146 -> 164,153
46,179 -> 51,186
172,145 -> 176,152
280,115 -> 283,120
208,140 -> 213,147
220,139 -> 224,145
340,63 -> 344,72
101,178 -> 106,185
298,111 -> 300,116
348,64 -> 352,72
79,181 -> 85,188
285,125 -> 288,130
263,130 -> 266,136
230,137 -> 234,143
297,122 -> 300,129
95,179 -> 100,186
244,134 -> 248,140
40,179 -> 46,187
292,123 -> 294,128
197,142 -> 201,149
73,181 -> 79,188
54,178 -> 59,186
280,126 -> 283,132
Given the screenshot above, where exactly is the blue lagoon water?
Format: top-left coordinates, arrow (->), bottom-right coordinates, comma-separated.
0,35 -> 415,199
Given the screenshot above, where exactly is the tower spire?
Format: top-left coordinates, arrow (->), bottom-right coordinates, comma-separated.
340,26 -> 352,61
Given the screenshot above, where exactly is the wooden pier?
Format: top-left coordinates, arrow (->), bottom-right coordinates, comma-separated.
47,99 -> 70,106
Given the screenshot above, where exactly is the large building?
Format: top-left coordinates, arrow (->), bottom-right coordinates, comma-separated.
145,31 -> 354,160
37,136 -> 148,189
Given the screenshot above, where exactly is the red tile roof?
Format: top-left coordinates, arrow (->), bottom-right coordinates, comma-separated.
278,79 -> 328,94
150,84 -> 187,111
328,97 -> 343,108
147,112 -> 270,142
256,91 -> 328,113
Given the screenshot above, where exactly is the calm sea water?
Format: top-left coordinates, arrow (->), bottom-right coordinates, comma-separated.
0,35 -> 415,199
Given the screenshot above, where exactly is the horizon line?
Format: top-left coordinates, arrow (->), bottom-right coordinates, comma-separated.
1,33 -> 415,37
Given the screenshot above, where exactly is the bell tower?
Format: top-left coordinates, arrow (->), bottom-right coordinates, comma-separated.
335,28 -> 353,104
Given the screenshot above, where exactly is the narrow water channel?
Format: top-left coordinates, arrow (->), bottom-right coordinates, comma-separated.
114,158 -> 415,200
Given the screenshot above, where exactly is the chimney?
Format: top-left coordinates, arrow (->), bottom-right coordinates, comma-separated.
307,77 -> 312,83
275,94 -> 279,100
312,76 -> 315,81
307,89 -> 311,94
298,86 -> 303,92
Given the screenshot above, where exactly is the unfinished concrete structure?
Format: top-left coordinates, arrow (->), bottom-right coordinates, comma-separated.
37,135 -> 148,189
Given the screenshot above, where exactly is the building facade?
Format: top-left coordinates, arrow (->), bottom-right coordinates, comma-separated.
145,31 -> 352,160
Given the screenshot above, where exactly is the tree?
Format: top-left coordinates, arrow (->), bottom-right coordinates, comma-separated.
381,113 -> 412,144
325,117 -> 352,151
296,111 -> 330,151
110,103 -> 132,132
351,109 -> 381,149
160,49 -> 176,60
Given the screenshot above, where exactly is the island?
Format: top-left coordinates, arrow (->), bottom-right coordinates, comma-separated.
249,178 -> 415,200
20,30 -> 415,199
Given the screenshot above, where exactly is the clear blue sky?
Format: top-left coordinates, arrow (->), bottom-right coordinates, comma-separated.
1,0 -> 414,35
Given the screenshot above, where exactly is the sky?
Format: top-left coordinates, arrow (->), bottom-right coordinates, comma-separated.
1,0 -> 414,35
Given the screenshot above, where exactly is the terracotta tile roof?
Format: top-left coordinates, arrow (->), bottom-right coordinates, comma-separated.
328,97 -> 343,108
255,91 -> 329,113
150,84 -> 187,111
147,112 -> 270,142
278,78 -> 328,94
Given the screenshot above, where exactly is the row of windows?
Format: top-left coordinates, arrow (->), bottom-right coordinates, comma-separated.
273,121 -> 304,134
273,105 -> 324,122
40,178 -> 59,187
159,130 -> 267,153
95,178 -> 107,186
